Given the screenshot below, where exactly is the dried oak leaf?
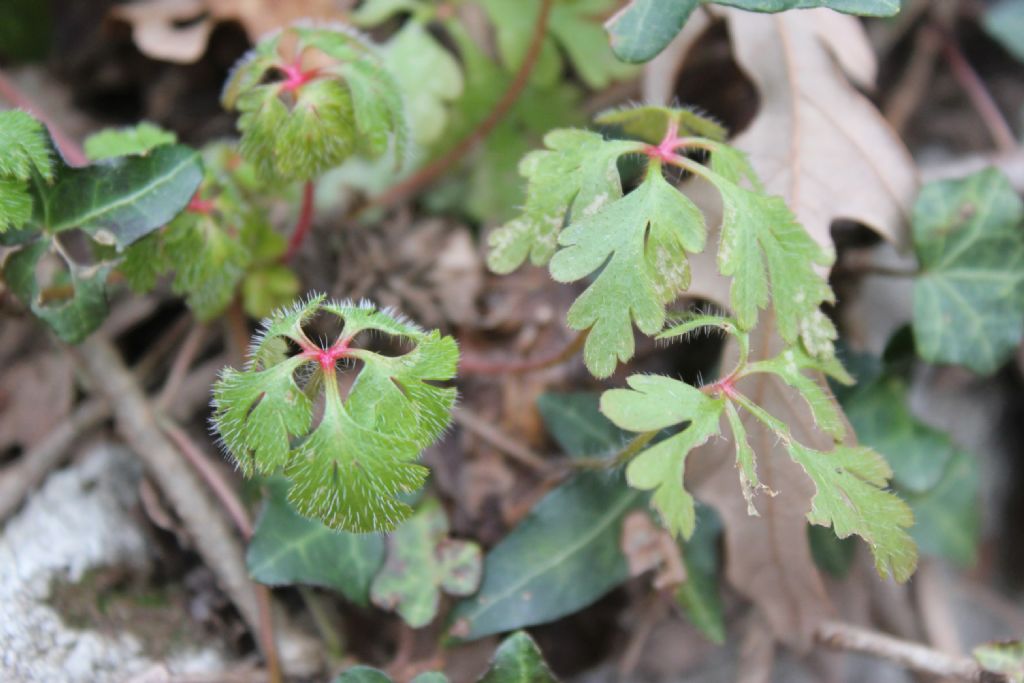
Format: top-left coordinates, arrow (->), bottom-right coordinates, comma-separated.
112,0 -> 351,64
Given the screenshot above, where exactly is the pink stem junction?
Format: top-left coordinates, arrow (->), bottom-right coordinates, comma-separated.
298,336 -> 354,373
279,61 -> 320,93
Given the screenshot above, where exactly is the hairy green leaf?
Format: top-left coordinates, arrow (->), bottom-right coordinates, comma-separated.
246,477 -> 384,605
912,168 -> 1024,375
487,129 -> 639,274
550,168 -> 706,377
223,26 -> 406,181
602,375 -> 725,538
212,297 -> 458,532
0,109 -> 52,233
370,499 -> 482,628
841,370 -> 979,566
705,168 -> 836,352
788,443 -> 917,582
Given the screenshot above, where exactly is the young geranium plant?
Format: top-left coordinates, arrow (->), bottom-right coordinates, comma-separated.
212,295 -> 459,532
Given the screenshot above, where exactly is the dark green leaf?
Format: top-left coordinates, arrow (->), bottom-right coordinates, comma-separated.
44,145 -> 203,249
903,450 -> 980,567
246,478 -> 384,606
605,0 -> 699,64
984,0 -> 1024,63
4,239 -> 111,343
604,0 -> 899,64
536,392 -> 629,458
808,524 -> 857,578
478,631 -> 559,683
333,666 -> 395,683
912,168 -> 1024,375
675,506 -> 725,644
449,473 -> 642,640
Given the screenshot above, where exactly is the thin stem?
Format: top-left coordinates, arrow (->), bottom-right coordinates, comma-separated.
364,0 -> 554,211
297,586 -> 345,661
284,181 -> 316,263
936,26 -> 1017,153
156,323 -> 207,412
611,431 -> 659,467
814,620 -> 988,682
459,329 -> 588,375
0,67 -> 88,166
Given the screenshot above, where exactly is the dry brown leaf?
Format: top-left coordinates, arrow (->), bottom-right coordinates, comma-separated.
725,9 -> 917,248
645,8 -> 917,249
689,320 -> 835,651
112,0 -> 351,64
621,510 -> 687,591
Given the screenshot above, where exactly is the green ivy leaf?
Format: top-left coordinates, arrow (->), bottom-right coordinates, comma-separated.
840,371 -> 980,566
370,499 -> 482,628
788,443 -> 916,582
605,0 -> 699,64
246,477 -> 385,605
83,123 -> 177,161
212,297 -> 459,532
549,168 -> 706,377
912,168 -> 1024,375
536,392 -> 629,458
605,0 -> 899,63
383,22 -> 463,145
487,129 -> 640,274
3,239 -> 112,343
333,666 -> 397,683
675,506 -> 726,644
601,375 -> 725,538
478,631 -> 559,683
984,0 -> 1024,64
449,473 -> 642,641
42,144 -> 204,250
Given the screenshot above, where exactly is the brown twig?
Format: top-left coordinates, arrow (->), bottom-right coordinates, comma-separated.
0,399 -> 111,522
0,68 -> 88,166
451,406 -> 549,472
814,620 -> 992,682
73,336 -> 284,683
284,181 -> 316,263
157,323 -> 208,413
936,26 -> 1017,153
459,329 -> 588,376
364,0 -> 554,211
